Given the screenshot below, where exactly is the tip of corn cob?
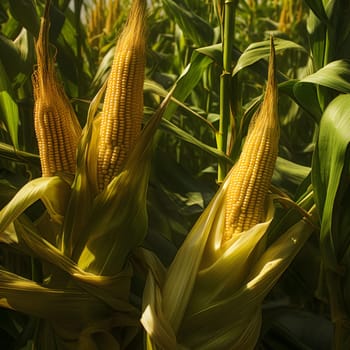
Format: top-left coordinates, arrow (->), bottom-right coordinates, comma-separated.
118,0 -> 147,50
223,36 -> 279,243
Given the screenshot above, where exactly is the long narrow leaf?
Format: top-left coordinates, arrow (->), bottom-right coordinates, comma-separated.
299,59 -> 350,93
160,118 -> 231,164
162,0 -> 214,47
232,38 -> 307,76
304,0 -> 328,23
283,60 -> 350,121
162,51 -> 212,121
312,94 -> 350,271
0,60 -> 19,148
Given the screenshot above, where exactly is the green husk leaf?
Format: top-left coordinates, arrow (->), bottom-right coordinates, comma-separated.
0,176 -> 71,238
0,267 -> 139,350
179,216 -> 314,350
6,214 -> 137,314
62,80 -> 107,258
76,91 -> 172,276
141,161 -> 315,349
0,269 -> 109,323
142,211 -> 314,349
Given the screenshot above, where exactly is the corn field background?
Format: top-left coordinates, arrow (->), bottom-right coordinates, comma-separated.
1,0 -> 350,349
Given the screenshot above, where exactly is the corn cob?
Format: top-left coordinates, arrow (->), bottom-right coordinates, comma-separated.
96,0 -> 146,191
223,37 -> 279,242
33,1 -> 81,177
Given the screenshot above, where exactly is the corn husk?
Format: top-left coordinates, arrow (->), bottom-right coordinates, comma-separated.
141,170 -> 315,349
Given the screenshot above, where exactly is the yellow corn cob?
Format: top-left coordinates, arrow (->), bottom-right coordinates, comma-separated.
223,37 -> 279,242
33,2 -> 81,177
97,0 -> 146,191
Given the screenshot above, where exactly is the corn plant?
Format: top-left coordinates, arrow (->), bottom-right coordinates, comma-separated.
0,0 -> 350,349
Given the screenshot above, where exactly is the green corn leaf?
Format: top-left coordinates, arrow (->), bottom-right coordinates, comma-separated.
306,2 -> 327,71
273,157 -> 311,188
305,0 -> 328,23
160,118 -> 230,163
232,38 -> 307,77
299,59 -> 350,93
162,0 -> 214,47
0,32 -> 27,80
328,1 -> 350,61
196,43 -> 223,65
0,3 -> 8,24
52,4 -> 92,96
282,60 -> 350,121
0,59 -> 19,148
144,79 -> 216,133
197,44 -> 287,84
312,93 -> 350,272
281,79 -> 323,121
162,50 -> 213,121
0,141 -> 40,168
8,0 -> 39,36
90,46 -> 115,90
0,91 -> 19,148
